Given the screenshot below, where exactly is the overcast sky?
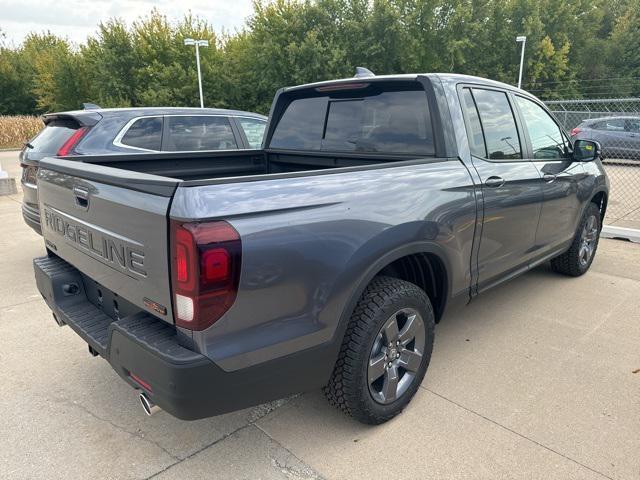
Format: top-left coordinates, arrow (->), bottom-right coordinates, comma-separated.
0,0 -> 256,47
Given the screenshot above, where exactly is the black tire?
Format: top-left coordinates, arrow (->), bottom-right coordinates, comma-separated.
551,202 -> 602,277
324,276 -> 435,424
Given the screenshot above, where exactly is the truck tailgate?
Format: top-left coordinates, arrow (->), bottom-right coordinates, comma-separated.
37,158 -> 179,324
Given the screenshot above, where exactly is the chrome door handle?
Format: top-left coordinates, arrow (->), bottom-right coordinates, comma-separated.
543,174 -> 557,183
485,176 -> 505,188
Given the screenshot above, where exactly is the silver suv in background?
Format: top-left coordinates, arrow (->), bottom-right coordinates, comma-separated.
570,116 -> 640,160
20,107 -> 267,234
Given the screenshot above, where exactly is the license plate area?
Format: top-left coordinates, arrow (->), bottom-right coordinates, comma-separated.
81,273 -> 140,322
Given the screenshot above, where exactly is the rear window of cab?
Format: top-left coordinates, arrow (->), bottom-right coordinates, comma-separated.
270,83 -> 435,156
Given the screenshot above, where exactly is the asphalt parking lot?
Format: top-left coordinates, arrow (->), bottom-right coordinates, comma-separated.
1,150 -> 639,480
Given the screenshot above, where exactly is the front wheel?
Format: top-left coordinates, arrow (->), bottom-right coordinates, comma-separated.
324,276 -> 435,424
551,202 -> 601,276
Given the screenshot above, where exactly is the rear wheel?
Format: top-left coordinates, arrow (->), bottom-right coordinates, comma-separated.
324,276 -> 435,424
551,202 -> 601,276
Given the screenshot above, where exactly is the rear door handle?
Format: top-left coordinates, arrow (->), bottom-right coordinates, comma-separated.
543,174 -> 557,183
484,176 -> 505,188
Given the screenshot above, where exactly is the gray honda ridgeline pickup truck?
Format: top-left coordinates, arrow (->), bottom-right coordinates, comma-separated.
34,73 -> 608,424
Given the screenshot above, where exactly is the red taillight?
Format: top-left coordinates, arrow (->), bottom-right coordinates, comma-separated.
57,126 -> 89,156
175,227 -> 194,286
570,127 -> 581,137
201,248 -> 230,282
170,220 -> 241,331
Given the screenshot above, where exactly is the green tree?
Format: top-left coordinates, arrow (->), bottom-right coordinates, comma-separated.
21,33 -> 88,112
82,19 -> 139,106
0,46 -> 38,114
1,0 -> 639,114
608,0 -> 640,96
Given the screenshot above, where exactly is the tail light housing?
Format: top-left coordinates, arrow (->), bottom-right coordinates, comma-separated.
570,127 -> 581,137
170,220 -> 241,331
21,164 -> 38,185
57,126 -> 89,156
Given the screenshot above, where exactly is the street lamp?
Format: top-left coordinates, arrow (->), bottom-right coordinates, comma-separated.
516,35 -> 527,89
184,38 -> 209,108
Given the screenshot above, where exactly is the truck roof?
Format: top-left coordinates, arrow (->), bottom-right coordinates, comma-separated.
285,73 -> 523,94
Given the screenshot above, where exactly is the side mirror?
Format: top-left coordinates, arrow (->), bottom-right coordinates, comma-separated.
573,139 -> 601,162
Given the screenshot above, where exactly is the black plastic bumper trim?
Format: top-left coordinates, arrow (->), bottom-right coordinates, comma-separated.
22,203 -> 42,235
33,255 -> 337,420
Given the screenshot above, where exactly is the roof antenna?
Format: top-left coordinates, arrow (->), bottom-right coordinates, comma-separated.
354,67 -> 375,78
82,103 -> 101,110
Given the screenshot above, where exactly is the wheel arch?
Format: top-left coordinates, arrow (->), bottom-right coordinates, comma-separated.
334,242 -> 452,348
377,252 -> 448,322
590,190 -> 608,224
322,241 -> 451,390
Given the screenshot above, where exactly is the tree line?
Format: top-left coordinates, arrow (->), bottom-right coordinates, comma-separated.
1,0 -> 639,116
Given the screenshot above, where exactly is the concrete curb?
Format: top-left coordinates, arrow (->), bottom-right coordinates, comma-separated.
601,225 -> 640,244
0,177 -> 18,196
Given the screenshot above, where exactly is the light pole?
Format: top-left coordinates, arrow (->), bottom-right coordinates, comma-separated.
184,38 -> 209,108
516,35 -> 527,89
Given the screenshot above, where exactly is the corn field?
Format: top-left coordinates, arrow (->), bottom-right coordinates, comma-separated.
0,116 -> 43,150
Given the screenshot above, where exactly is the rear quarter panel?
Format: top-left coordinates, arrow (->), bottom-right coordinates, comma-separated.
171,160 -> 477,371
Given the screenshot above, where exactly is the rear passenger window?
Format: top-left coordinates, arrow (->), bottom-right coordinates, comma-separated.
165,116 -> 237,151
271,85 -> 434,155
627,119 -> 640,132
472,89 -> 522,160
604,119 -> 623,131
121,117 -> 163,151
461,89 -> 486,157
237,117 -> 267,149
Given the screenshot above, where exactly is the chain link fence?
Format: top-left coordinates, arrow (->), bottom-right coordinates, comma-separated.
546,98 -> 640,230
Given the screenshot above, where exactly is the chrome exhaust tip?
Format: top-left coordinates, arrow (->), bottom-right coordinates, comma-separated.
139,392 -> 162,416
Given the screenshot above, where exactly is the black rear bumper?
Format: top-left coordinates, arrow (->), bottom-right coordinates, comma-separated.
34,255 -> 335,420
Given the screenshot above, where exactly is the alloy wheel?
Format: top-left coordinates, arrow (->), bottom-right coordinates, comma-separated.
579,214 -> 598,267
368,308 -> 426,404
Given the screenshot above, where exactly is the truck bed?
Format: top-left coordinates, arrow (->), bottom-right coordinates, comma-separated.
64,149 -> 416,182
